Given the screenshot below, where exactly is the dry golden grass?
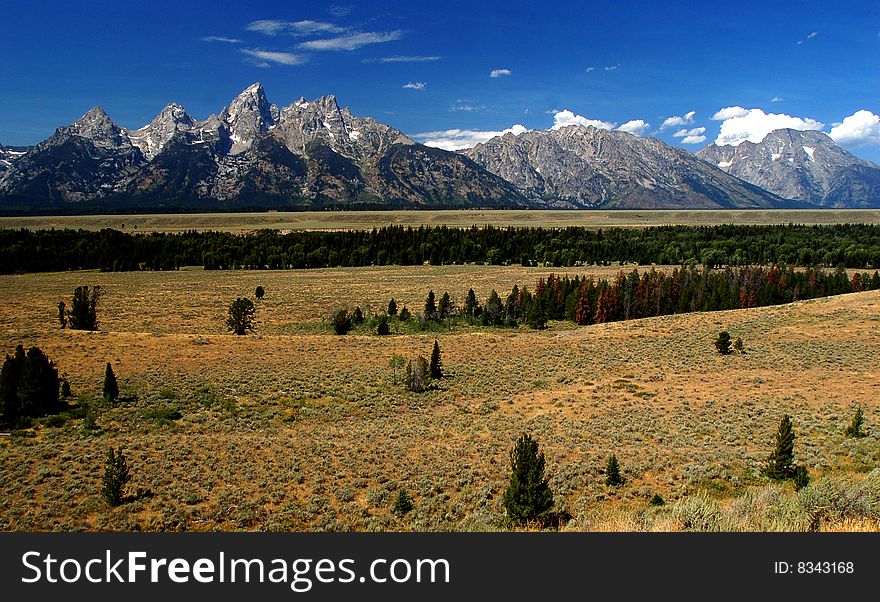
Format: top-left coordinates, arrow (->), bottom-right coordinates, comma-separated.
2,208 -> 880,233
0,264 -> 878,531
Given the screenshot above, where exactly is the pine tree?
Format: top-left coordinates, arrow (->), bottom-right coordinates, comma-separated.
605,454 -> 623,487
103,362 -> 119,402
352,306 -> 364,325
376,315 -> 390,335
67,286 -> 101,331
430,340 -> 443,379
226,297 -> 256,335
484,290 -> 503,326
438,292 -> 451,320
58,301 -> 67,328
765,414 -> 797,480
424,291 -> 437,320
331,309 -> 352,335
398,306 -> 411,322
845,406 -> 865,438
502,433 -> 554,523
715,331 -> 732,355
387,298 -> 398,316
464,288 -> 479,320
392,489 -> 414,516
101,447 -> 131,507
733,337 -> 745,353
793,465 -> 810,491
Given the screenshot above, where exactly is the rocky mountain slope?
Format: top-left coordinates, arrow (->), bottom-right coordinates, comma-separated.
697,129 -> 880,208
464,125 -> 795,209
0,84 -> 525,211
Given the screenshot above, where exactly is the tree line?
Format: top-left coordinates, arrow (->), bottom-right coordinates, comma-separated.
336,265 -> 879,333
2,223 -> 880,273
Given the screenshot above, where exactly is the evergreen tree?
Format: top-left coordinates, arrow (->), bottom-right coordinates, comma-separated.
715,331 -> 732,355
352,306 -> 365,325
429,340 -> 443,379
255,286 -> 265,300
605,454 -> 623,487
376,315 -> 390,335
438,292 -> 451,320
845,406 -> 865,438
392,489 -> 414,516
58,301 -> 67,328
793,465 -> 810,491
331,309 -> 352,335
483,290 -> 503,326
464,288 -> 479,320
101,447 -> 131,507
733,337 -> 745,354
226,297 -> 256,335
15,346 -> 61,419
526,294 -> 547,329
424,291 -> 437,320
387,298 -> 398,316
765,414 -> 797,480
67,286 -> 101,331
502,433 -> 554,523
398,306 -> 411,322
103,362 -> 119,402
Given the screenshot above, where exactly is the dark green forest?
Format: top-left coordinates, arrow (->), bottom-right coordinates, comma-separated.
1,223 -> 879,274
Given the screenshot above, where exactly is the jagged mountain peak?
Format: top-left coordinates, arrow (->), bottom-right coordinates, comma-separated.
221,83 -> 276,154
127,102 -> 197,160
466,124 -> 790,209
697,128 -> 880,207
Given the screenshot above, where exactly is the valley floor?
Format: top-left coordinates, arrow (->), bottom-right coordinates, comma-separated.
0,265 -> 878,531
2,208 -> 880,233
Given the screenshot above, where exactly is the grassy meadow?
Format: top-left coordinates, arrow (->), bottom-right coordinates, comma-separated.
1,264 -> 879,531
2,208 -> 880,233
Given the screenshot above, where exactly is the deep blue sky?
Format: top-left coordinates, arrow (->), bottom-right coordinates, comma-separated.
1,1 -> 878,160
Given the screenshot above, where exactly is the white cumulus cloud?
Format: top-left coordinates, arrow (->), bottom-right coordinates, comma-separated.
673,127 -> 707,145
616,119 -> 650,136
550,109 -> 614,131
660,111 -> 696,130
413,124 -> 529,151
711,107 -> 823,146
489,68 -> 512,78
829,110 -> 880,147
402,82 -> 426,90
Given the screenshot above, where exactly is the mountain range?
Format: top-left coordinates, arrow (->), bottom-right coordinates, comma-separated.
697,129 -> 880,208
0,83 -> 875,213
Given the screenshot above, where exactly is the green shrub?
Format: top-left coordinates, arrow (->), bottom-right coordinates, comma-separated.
101,447 -> 131,507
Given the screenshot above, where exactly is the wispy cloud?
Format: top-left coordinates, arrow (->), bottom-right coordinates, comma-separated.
450,104 -> 485,112
241,49 -> 308,66
585,66 -> 596,72
201,36 -> 242,44
299,31 -> 403,51
246,20 -> 346,36
489,68 -> 512,78
605,64 -> 620,71
796,31 -> 818,45
368,55 -> 442,63
770,96 -> 785,103
403,82 -> 426,90
328,5 -> 353,17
